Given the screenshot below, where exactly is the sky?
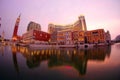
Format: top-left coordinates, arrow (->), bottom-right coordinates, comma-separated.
0,0 -> 120,39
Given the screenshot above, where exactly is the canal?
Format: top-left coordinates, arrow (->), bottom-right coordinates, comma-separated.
0,43 -> 120,80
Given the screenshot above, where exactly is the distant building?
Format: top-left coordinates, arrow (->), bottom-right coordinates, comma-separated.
115,35 -> 120,42
105,31 -> 111,43
27,21 -> 41,31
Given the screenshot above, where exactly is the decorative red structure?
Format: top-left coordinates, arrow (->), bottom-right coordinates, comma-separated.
33,30 -> 50,41
12,14 -> 21,41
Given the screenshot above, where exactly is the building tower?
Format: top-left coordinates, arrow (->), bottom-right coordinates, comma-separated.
27,21 -> 41,32
79,15 -> 87,31
12,14 -> 21,41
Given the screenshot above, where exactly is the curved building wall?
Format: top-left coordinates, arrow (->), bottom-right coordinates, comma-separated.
27,21 -> 41,31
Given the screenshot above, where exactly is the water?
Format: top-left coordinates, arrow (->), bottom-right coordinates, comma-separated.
0,43 -> 120,80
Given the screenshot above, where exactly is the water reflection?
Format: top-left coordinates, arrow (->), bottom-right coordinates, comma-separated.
11,45 -> 111,75
115,43 -> 120,49
0,46 -> 4,56
11,45 -> 19,73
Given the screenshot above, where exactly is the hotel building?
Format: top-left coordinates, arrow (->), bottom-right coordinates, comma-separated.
48,15 -> 87,42
72,31 -> 85,44
57,30 -> 85,45
57,29 -> 73,45
48,15 -> 111,44
85,29 -> 111,44
48,24 -> 73,42
73,15 -> 87,31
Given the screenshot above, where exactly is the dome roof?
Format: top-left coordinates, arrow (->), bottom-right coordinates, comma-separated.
27,21 -> 41,31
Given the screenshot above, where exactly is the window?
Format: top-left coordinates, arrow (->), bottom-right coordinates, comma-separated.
46,35 -> 47,38
92,31 -> 98,34
34,32 -> 36,35
40,34 -> 42,36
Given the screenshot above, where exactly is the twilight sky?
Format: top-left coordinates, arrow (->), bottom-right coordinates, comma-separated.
0,0 -> 120,39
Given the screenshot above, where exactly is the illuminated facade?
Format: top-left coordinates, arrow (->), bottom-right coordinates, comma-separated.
48,15 -> 87,34
72,31 -> 85,44
48,24 -> 73,42
48,15 -> 87,42
85,29 -> 106,43
73,15 -> 87,31
57,29 -> 73,45
48,15 -> 111,44
57,31 -> 65,44
65,30 -> 73,45
12,14 -> 21,41
57,30 -> 85,45
48,24 -> 73,33
22,22 -> 50,43
22,30 -> 50,43
57,29 -> 111,44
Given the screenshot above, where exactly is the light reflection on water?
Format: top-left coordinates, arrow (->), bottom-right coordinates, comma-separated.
0,43 -> 120,80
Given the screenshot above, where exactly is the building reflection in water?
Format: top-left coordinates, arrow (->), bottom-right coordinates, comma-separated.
11,45 -> 111,75
11,45 -> 19,73
0,46 -> 4,56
